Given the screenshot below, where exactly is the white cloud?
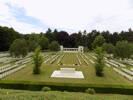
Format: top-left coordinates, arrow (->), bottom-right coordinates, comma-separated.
0,0 -> 133,33
0,0 -> 45,33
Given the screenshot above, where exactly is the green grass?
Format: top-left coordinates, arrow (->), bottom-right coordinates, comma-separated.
2,52 -> 133,85
0,89 -> 133,100
61,53 -> 79,64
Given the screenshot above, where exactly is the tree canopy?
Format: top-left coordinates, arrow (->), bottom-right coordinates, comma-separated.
114,41 -> 133,59
49,41 -> 60,51
102,43 -> 115,54
0,25 -> 133,52
9,39 -> 28,57
92,36 -> 105,49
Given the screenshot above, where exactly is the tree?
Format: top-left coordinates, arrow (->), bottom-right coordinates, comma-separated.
49,41 -> 60,51
45,28 -> 54,43
69,33 -> 78,48
57,31 -> 69,47
39,36 -> 49,50
114,41 -> 133,59
111,32 -> 120,45
94,47 -> 104,76
92,36 -> 105,49
27,40 -> 39,52
9,39 -> 28,57
102,43 -> 115,54
84,46 -> 89,52
32,46 -> 43,74
0,26 -> 21,51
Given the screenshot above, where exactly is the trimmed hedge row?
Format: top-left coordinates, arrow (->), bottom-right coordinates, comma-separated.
0,80 -> 133,95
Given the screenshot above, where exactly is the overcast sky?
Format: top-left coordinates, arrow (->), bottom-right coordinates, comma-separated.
0,0 -> 133,34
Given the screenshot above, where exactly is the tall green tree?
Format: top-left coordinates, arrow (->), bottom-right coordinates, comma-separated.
9,39 -> 28,57
39,36 -> 49,50
92,36 -> 105,49
49,41 -> 60,51
27,40 -> 39,52
102,43 -> 115,54
94,47 -> 105,77
0,26 -> 21,51
114,41 -> 133,59
32,46 -> 43,74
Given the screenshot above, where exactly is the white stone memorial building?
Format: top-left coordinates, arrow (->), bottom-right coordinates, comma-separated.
60,45 -> 84,53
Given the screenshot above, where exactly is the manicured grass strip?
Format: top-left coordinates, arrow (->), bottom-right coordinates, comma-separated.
0,89 -> 133,100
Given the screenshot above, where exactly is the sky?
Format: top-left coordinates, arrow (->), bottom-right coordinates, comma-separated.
0,0 -> 133,34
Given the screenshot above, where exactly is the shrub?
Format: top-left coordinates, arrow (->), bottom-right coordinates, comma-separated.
75,63 -> 78,65
42,87 -> 51,92
85,88 -> 95,94
60,62 -> 63,65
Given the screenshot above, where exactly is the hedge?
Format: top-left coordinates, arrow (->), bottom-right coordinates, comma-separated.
0,80 -> 133,95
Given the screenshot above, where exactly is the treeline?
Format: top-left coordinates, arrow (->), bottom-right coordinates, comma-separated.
44,28 -> 133,49
0,26 -> 133,51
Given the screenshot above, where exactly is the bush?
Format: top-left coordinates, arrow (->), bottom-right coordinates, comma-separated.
60,62 -> 63,65
85,88 -> 95,94
75,64 -> 78,65
42,87 -> 51,92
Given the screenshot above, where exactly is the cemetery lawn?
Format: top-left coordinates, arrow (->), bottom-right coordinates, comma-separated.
3,53 -> 133,85
0,89 -> 133,100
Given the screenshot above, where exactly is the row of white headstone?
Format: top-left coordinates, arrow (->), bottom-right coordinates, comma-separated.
15,58 -> 31,65
50,55 -> 60,64
87,54 -> 95,64
106,63 -> 111,67
57,55 -> 64,65
0,57 -> 17,63
83,54 -> 89,59
80,54 -> 88,65
89,59 -> 95,64
4,58 -> 18,64
25,53 -> 33,58
51,55 -> 56,59
105,60 -> 118,67
122,68 -> 133,76
113,68 -> 133,81
105,58 -> 133,81
76,55 -> 81,65
0,53 -> 9,57
44,54 -> 48,58
0,65 -> 26,79
43,58 -> 50,64
123,59 -> 133,66
89,54 -> 97,59
22,58 -> 31,64
0,64 -> 17,73
110,60 -> 126,68
43,54 -> 57,64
